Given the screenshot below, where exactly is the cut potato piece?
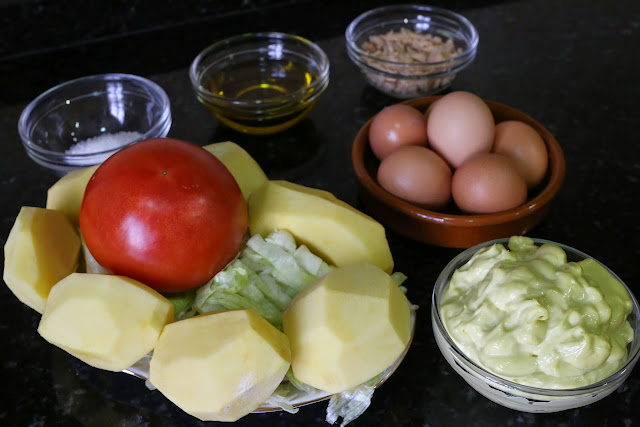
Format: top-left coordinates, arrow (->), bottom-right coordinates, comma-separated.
46,164 -> 99,225
4,206 -> 81,313
282,262 -> 411,393
203,141 -> 268,201
149,309 -> 290,422
248,180 -> 394,273
37,273 -> 173,371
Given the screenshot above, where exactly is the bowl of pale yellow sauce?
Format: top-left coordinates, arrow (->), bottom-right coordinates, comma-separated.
431,236 -> 639,412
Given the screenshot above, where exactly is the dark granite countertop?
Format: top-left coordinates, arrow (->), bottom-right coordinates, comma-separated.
1,0 -> 639,425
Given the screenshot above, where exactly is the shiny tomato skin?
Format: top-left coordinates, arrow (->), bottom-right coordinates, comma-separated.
80,138 -> 248,293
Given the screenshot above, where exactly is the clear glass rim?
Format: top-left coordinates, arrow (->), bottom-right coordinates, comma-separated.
345,4 -> 479,70
18,73 -> 172,165
431,237 -> 640,397
189,32 -> 330,108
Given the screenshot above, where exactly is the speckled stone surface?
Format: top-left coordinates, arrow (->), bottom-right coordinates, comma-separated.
1,0 -> 639,425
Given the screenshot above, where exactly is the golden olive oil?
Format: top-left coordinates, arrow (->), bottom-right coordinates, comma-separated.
205,59 -> 316,101
198,58 -> 321,135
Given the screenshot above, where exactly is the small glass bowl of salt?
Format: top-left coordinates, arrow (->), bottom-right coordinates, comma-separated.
18,73 -> 172,176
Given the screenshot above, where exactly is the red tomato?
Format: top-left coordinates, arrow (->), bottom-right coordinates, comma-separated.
80,138 -> 248,293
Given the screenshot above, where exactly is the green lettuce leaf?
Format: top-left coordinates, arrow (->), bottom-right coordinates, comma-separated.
191,230 -> 333,330
178,229 -> 409,426
164,289 -> 197,320
326,375 -> 381,427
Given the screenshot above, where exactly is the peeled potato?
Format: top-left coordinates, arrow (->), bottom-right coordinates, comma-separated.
46,164 -> 99,225
202,141 -> 268,201
282,262 -> 411,393
3,206 -> 81,313
37,273 -> 174,372
248,180 -> 394,273
149,309 -> 291,422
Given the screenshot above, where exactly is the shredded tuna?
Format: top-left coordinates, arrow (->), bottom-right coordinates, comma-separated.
358,28 -> 464,98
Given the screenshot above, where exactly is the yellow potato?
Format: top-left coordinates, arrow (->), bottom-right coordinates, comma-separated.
248,180 -> 394,273
4,207 -> 81,313
283,262 -> 411,393
37,273 -> 174,371
149,309 -> 290,422
202,141 -> 268,201
46,164 -> 99,226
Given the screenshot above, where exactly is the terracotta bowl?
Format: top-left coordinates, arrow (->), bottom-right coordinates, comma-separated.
351,96 -> 566,248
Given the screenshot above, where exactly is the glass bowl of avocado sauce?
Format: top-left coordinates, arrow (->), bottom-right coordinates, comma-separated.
431,236 -> 640,413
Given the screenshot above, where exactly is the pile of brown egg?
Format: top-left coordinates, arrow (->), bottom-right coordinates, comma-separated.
369,91 -> 549,214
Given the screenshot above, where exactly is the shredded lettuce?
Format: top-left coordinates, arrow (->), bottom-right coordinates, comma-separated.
326,375 -> 381,427
262,392 -> 298,414
269,367 -> 383,426
190,230 -> 333,330
194,259 -> 284,327
263,368 -> 317,414
81,237 -> 111,275
165,290 -> 197,320
147,229 -> 409,426
390,271 -> 408,286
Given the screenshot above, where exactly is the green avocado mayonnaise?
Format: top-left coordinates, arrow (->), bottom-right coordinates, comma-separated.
441,236 -> 634,389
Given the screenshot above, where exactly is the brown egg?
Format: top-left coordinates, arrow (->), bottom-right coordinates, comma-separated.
424,98 -> 439,121
492,120 -> 549,188
427,91 -> 495,168
369,104 -> 428,160
377,146 -> 452,209
452,153 -> 527,214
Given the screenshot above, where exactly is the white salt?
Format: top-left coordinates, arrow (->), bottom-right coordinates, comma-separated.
64,131 -> 144,165
65,131 -> 144,155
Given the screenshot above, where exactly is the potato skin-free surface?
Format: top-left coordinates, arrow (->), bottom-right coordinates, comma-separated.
37,273 -> 174,372
202,141 -> 268,201
149,309 -> 290,422
283,262 -> 411,393
3,206 -> 80,313
80,138 -> 248,293
46,164 -> 99,226
248,180 -> 394,273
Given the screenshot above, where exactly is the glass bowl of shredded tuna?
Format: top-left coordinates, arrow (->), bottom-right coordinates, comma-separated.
431,236 -> 640,413
345,5 -> 478,99
18,73 -> 172,176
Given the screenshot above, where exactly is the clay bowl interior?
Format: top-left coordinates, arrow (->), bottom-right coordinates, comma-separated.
351,96 -> 566,248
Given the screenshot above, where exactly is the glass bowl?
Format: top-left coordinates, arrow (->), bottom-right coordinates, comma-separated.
345,5 -> 478,99
431,238 -> 640,413
189,32 -> 330,135
18,73 -> 172,176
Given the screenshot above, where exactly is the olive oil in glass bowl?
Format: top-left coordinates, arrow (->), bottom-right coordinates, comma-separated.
190,33 -> 330,135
